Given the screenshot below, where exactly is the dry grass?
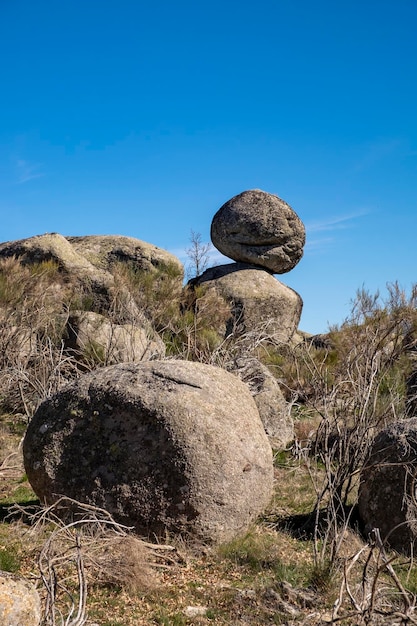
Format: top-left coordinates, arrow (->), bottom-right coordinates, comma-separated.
2,272 -> 417,624
3,416 -> 417,624
0,419 -> 324,625
0,415 -> 27,503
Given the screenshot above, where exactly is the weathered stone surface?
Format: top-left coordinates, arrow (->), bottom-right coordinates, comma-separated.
358,418 -> 417,553
23,360 -> 273,544
0,233 -> 120,315
0,233 -> 183,321
192,263 -> 302,343
67,234 -> 183,275
0,233 -> 112,285
65,311 -> 165,365
0,571 -> 41,626
228,358 -> 293,449
211,189 -> 305,273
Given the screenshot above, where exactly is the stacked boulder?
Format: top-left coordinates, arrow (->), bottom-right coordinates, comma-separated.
188,189 -> 305,447
18,190 -> 305,545
192,189 -> 305,343
211,188 -> 305,273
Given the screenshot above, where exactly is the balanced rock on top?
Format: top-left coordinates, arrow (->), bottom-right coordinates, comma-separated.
211,189 -> 305,274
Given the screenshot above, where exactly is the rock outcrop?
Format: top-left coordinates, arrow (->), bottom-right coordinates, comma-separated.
0,233 -> 183,321
188,189 -> 305,345
0,233 -> 117,314
211,189 -> 305,274
228,357 -> 294,448
23,360 -> 274,545
0,571 -> 41,626
0,233 -> 182,277
192,263 -> 302,343
66,234 -> 183,275
358,417 -> 417,554
65,311 -> 165,365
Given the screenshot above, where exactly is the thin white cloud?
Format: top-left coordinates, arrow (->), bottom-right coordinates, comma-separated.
168,246 -> 192,263
306,210 -> 370,234
304,210 -> 370,253
207,249 -> 229,265
16,159 -> 44,184
304,236 -> 334,251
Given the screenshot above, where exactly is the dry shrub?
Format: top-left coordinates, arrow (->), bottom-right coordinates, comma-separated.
0,421 -> 18,465
0,255 -> 177,416
11,498 -> 181,625
0,257 -> 80,416
88,534 -> 158,593
271,285 -> 417,574
332,528 -> 417,625
110,259 -> 233,361
110,259 -> 183,331
176,284 -> 231,360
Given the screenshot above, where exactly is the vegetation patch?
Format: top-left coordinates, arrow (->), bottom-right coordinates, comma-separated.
2,247 -> 417,623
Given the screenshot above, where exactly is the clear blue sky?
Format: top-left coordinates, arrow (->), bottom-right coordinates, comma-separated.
1,0 -> 416,334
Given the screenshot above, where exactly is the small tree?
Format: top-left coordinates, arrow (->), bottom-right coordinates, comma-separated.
185,230 -> 212,279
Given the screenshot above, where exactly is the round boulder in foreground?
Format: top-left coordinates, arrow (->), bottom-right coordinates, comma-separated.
358,418 -> 417,554
23,361 -> 273,544
210,189 -> 305,273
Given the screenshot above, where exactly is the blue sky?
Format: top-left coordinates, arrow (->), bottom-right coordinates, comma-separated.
1,0 -> 416,333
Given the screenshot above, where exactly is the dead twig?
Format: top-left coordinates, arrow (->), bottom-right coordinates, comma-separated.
10,497 -> 182,626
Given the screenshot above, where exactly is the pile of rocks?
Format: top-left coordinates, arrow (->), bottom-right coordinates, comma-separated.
0,233 -> 180,365
186,189 -> 306,447
192,189 -> 305,343
17,189 -> 306,547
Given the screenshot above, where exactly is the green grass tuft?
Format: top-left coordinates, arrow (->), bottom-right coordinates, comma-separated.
0,545 -> 20,572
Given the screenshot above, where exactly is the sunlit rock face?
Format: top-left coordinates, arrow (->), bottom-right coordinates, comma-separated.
210,189 -> 305,274
192,262 -> 303,343
23,360 -> 274,545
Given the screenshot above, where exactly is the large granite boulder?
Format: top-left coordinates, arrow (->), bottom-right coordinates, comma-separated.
0,233 -> 183,321
191,263 -> 302,343
23,360 -> 273,545
0,232 -> 112,286
0,572 -> 41,626
66,234 -> 183,275
211,189 -> 305,274
65,311 -> 165,365
228,358 -> 294,449
358,418 -> 417,554
0,233 -> 128,316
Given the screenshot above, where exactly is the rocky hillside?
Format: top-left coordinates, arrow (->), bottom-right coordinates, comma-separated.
1,190 -> 417,625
